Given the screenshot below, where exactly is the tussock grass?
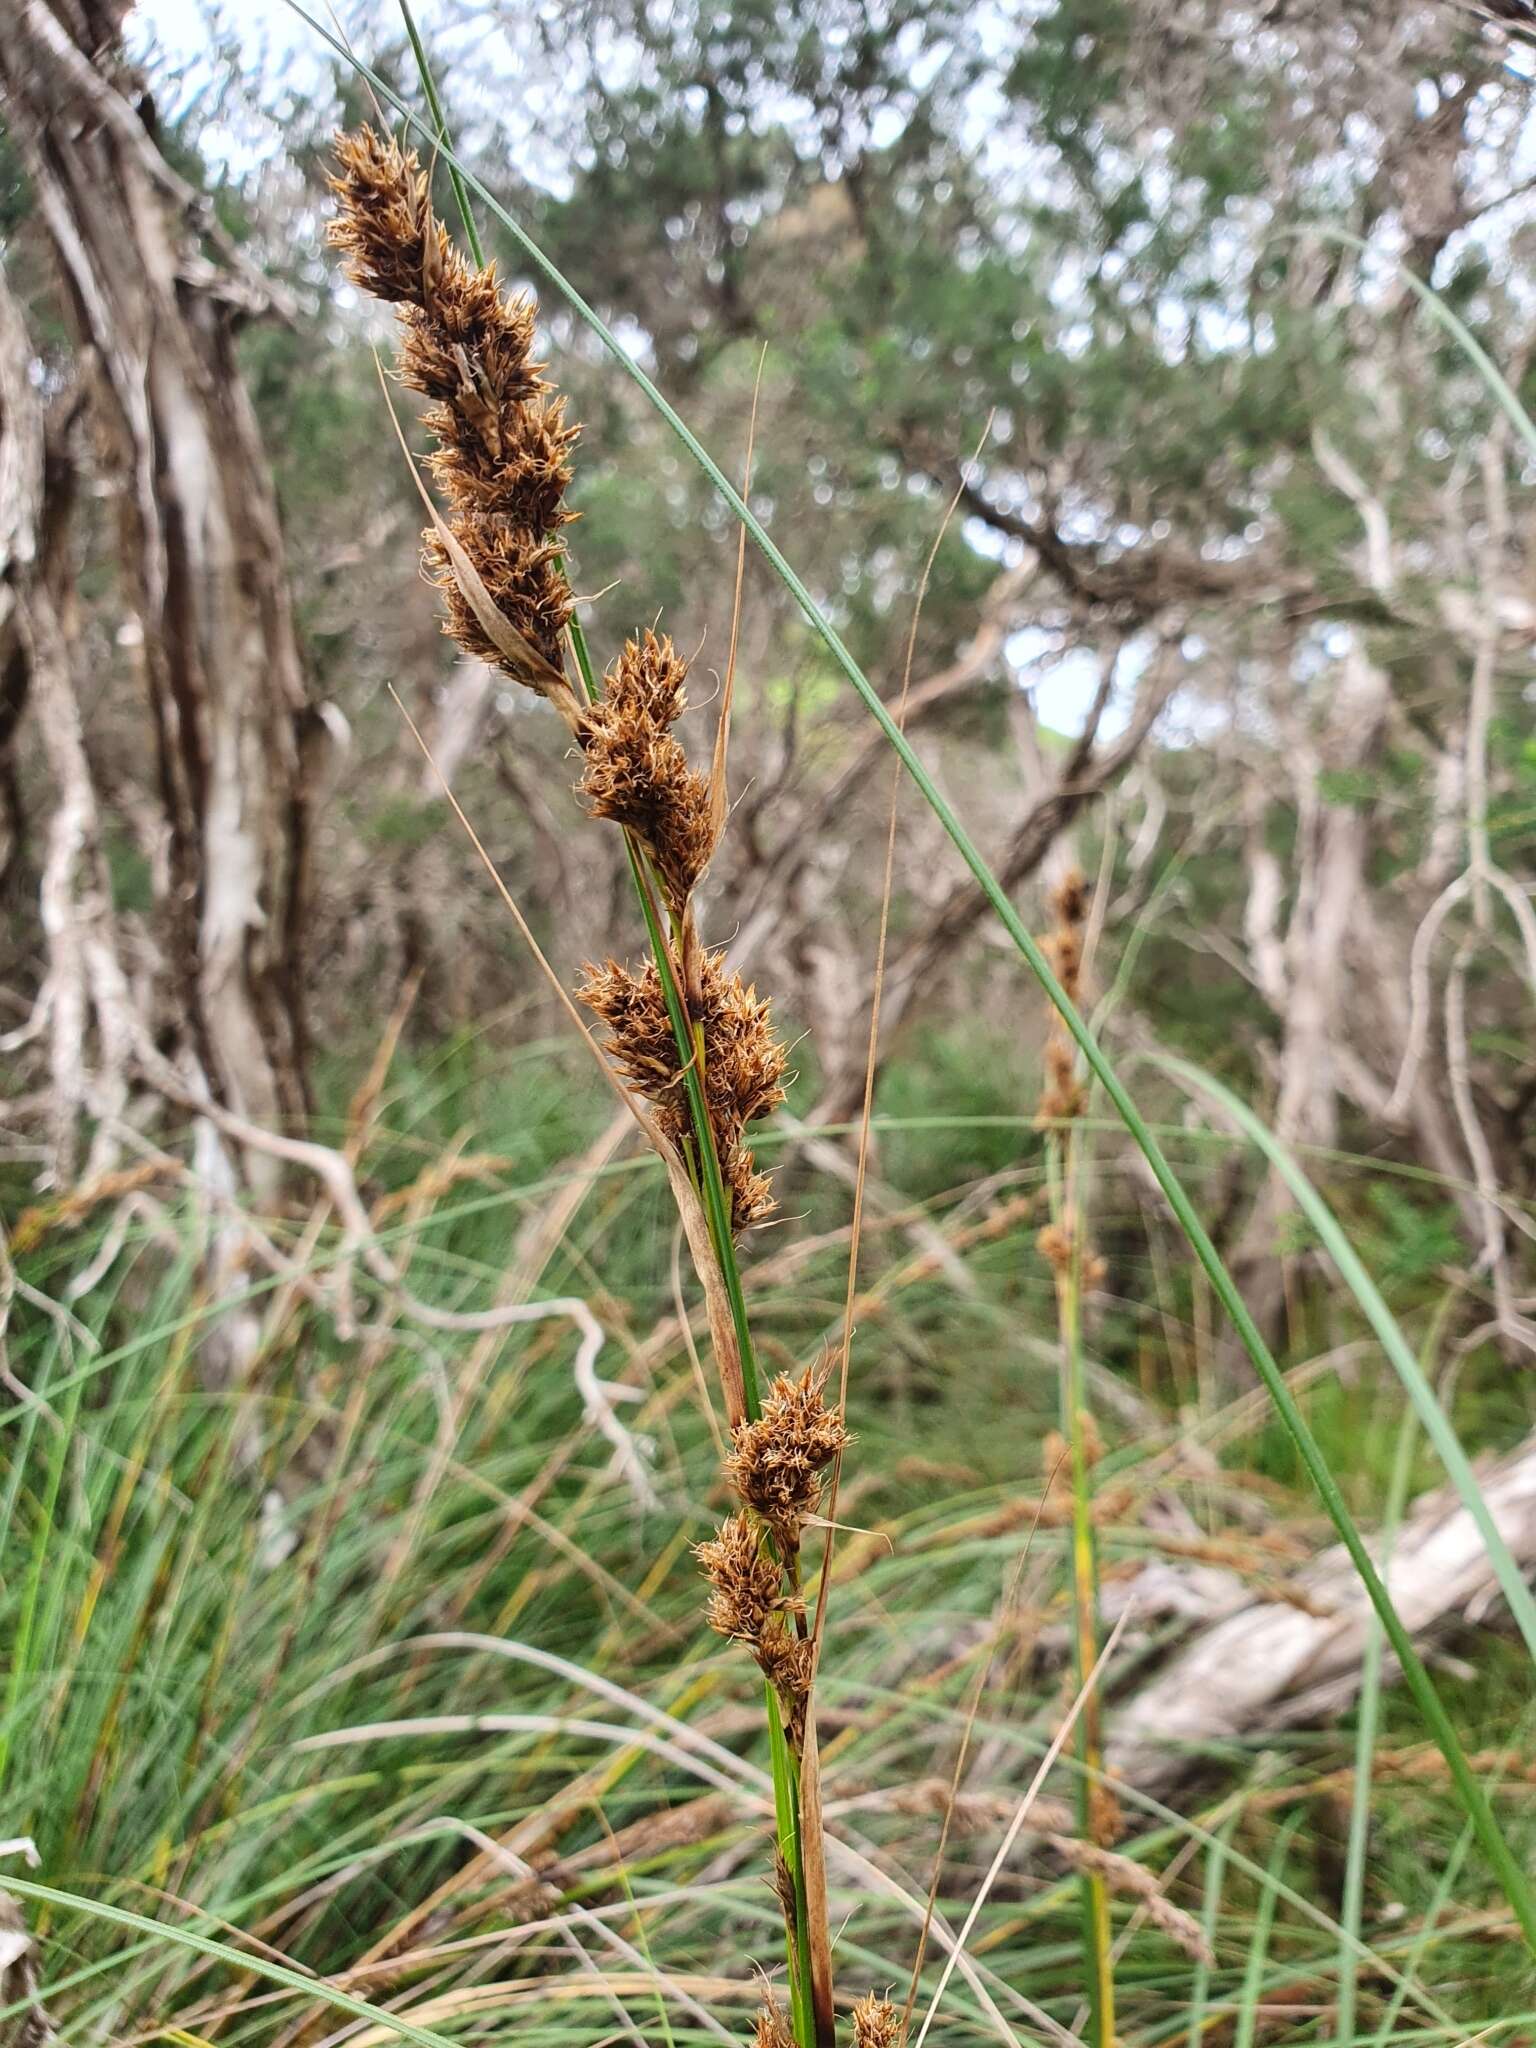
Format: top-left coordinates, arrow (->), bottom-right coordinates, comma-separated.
5,1047 -> 1536,2040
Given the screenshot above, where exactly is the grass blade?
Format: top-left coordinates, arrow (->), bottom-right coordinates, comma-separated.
1186,1812 -> 1236,2048
1337,1400 -> 1420,2041
1234,1819 -> 1298,2048
1285,224 -> 1536,463
0,1876 -> 460,2048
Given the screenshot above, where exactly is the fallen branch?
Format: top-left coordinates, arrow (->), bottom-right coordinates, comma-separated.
1108,1427 -> 1536,1789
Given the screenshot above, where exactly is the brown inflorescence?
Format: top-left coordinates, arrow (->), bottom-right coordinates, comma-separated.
578,946 -> 788,1229
1036,866 -> 1089,1126
850,1993 -> 903,2048
1047,1835 -> 1210,1961
694,1513 -> 782,1644
579,629 -> 716,914
755,1630 -> 817,1750
725,1369 -> 849,1554
695,1514 -> 813,1744
753,1994 -> 796,2048
328,126 -> 578,688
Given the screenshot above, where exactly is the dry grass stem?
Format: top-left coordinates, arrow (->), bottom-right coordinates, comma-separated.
1045,1836 -> 1213,1965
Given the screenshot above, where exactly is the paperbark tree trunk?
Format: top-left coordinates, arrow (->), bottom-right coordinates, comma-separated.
1226,641 -> 1392,1352
0,263 -> 135,1188
1,0 -> 315,1174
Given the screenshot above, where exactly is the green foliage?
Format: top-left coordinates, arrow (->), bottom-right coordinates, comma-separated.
364,790 -> 450,852
8,1029 -> 1536,2035
1362,1184 -> 1466,1288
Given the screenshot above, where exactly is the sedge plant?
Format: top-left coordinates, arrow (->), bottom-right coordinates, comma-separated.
1033,868 -> 1116,2046
327,121 -> 884,2048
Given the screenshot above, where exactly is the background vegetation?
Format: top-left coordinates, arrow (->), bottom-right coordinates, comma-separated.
2,1 -> 1536,2042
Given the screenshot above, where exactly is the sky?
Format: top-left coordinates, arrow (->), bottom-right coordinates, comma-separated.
137,0 -> 305,68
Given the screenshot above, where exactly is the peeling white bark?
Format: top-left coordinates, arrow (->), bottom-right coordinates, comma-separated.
2,2 -> 315,1179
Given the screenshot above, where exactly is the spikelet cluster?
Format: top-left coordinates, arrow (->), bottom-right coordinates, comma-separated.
695,1513 -> 784,1643
695,1512 -> 814,1743
578,946 -> 788,1229
850,1994 -> 903,2048
328,126 -> 577,689
1034,871 -> 1109,1298
1036,867 -> 1088,1125
753,1996 -> 796,2048
725,1369 -> 850,1554
695,1365 -> 847,1752
1047,1835 -> 1211,1962
579,629 -> 717,913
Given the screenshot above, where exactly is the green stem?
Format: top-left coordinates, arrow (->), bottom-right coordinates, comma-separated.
1186,1813 -> 1234,2048
1046,1135 -> 1114,2046
1337,1397 -> 1418,2043
397,0 -> 484,270
766,1685 -> 816,2046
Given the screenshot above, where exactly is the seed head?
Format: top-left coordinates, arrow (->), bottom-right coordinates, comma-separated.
1036,1221 -> 1073,1271
1052,866 -> 1089,933
1047,1834 -> 1211,1963
725,1370 -> 849,1549
851,1993 -> 903,2048
754,1995 -> 796,2048
328,125 -> 577,690
576,956 -> 681,1113
1035,866 -> 1089,1125
579,630 -> 716,914
755,1629 -> 817,1749
695,1513 -> 782,1643
578,947 -> 788,1230
425,523 -> 573,677
328,125 -> 446,307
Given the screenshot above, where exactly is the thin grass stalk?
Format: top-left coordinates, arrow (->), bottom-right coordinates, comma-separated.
1052,1139 -> 1114,2047
314,6 -> 1536,1956
1233,1820 -> 1298,2048
347,40 -> 805,2033
1366,1820 -> 1475,2048
1185,1813 -> 1236,2048
1036,872 -> 1115,2045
